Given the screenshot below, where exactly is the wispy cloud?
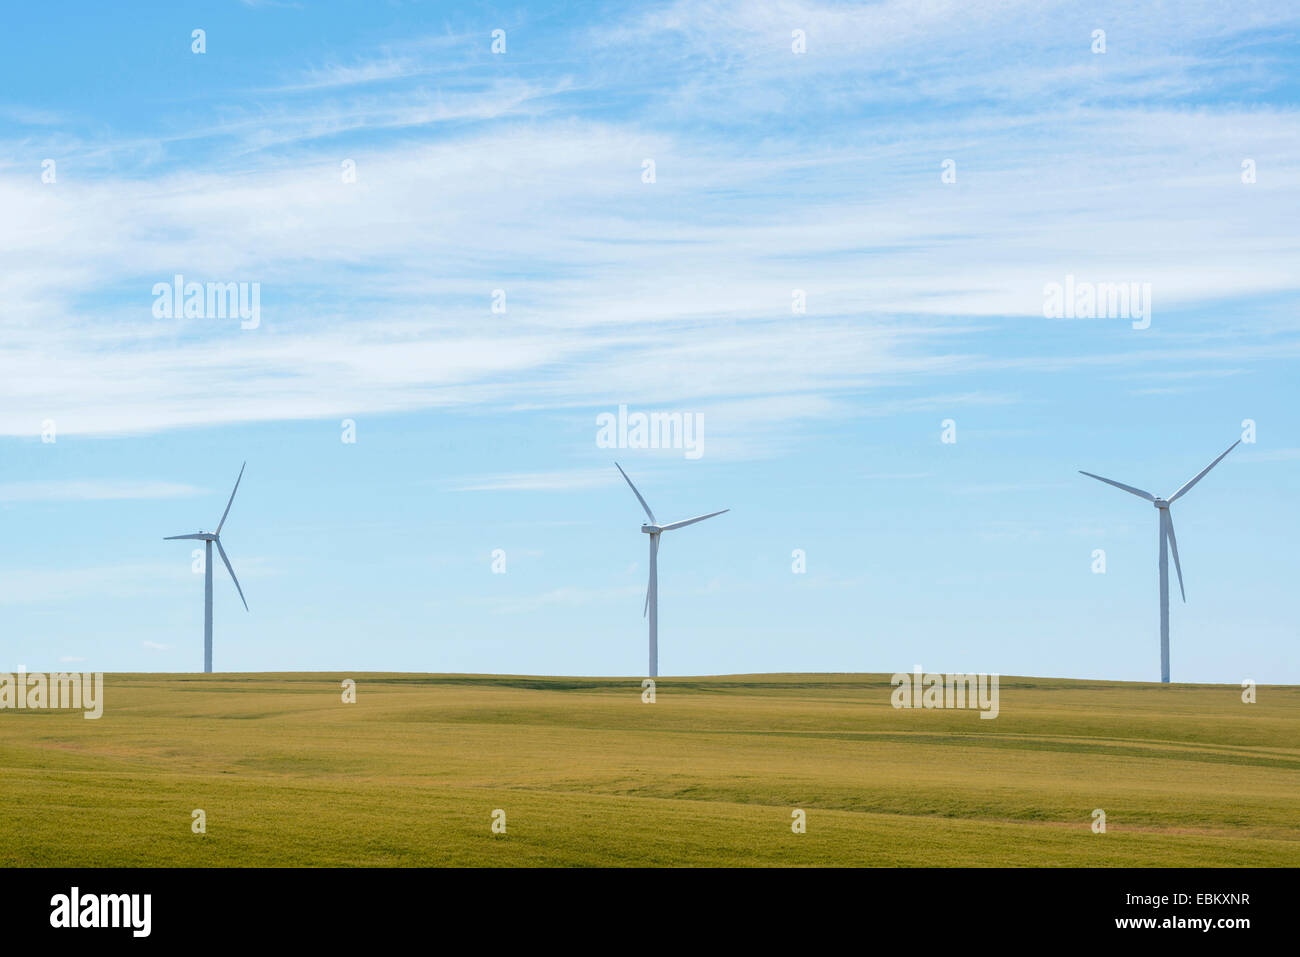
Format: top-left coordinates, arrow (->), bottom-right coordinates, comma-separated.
0,0 -> 1297,453
274,58 -> 428,91
485,584 -> 643,615
0,564 -> 188,604
1242,447 -> 1300,462
956,481 -> 1071,494
0,481 -> 204,503
452,470 -> 618,492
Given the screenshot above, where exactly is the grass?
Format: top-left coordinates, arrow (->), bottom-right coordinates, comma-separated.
1,672 -> 1297,866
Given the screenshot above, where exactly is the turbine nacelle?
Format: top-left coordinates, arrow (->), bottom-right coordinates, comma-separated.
1152,497 -> 1169,510
641,524 -> 661,534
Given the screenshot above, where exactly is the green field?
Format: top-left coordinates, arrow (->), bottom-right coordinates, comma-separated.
2,673 -> 1297,866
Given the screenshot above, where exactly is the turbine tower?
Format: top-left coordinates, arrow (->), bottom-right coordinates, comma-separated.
615,463 -> 728,678
165,462 -> 249,673
1079,440 -> 1239,683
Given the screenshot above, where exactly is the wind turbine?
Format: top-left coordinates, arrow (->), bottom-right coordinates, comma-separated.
165,462 -> 249,673
1079,440 -> 1239,683
615,463 -> 728,678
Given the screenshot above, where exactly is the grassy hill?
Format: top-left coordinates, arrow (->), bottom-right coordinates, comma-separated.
2,673 -> 1297,866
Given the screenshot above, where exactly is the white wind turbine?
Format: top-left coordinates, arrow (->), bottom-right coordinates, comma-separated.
616,463 -> 728,678
1079,440 -> 1240,683
165,462 -> 249,673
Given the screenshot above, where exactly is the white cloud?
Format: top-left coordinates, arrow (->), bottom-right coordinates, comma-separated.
0,3 -> 1297,450
1242,448 -> 1300,462
485,584 -> 644,615
0,564 -> 186,604
0,481 -> 204,503
452,470 -> 619,492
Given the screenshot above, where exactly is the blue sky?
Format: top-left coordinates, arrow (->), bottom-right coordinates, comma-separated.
1,0 -> 1296,682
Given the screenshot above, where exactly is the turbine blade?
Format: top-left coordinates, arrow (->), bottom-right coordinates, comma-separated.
1077,471 -> 1154,502
164,533 -> 207,540
1168,440 -> 1240,503
1164,510 -> 1186,603
215,538 -> 248,611
615,462 -> 656,524
660,509 -> 729,531
216,461 -> 246,535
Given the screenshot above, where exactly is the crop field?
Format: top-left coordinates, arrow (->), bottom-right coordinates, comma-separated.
1,673 -> 1297,867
